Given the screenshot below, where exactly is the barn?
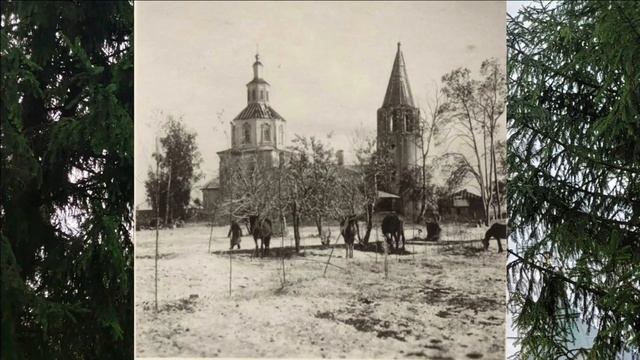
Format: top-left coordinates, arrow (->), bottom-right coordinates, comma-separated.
438,189 -> 486,222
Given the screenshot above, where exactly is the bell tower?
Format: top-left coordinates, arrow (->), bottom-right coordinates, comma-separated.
377,42 -> 420,215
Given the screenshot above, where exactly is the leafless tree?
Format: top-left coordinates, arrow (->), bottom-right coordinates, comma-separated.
441,58 -> 506,225
415,83 -> 450,221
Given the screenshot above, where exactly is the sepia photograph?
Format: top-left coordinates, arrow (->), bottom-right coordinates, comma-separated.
134,2 -> 507,359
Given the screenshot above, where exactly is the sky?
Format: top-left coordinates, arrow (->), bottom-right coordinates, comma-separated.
134,1 -> 506,206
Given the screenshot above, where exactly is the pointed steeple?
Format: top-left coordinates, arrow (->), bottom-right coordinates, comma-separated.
382,42 -> 415,107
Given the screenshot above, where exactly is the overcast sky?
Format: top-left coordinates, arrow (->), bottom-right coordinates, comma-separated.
134,1 -> 506,205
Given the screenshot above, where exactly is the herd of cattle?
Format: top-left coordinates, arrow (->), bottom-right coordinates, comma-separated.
227,214 -> 507,258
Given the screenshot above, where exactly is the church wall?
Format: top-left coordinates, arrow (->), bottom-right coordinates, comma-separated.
231,118 -> 286,149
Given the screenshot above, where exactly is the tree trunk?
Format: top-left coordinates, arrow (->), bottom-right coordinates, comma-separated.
491,134 -> 502,219
292,200 -> 301,252
316,216 -> 323,237
363,202 -> 374,244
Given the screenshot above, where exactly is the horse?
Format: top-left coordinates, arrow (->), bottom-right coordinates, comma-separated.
227,220 -> 242,250
248,215 -> 273,257
340,216 -> 358,258
483,223 -> 506,253
381,214 -> 406,253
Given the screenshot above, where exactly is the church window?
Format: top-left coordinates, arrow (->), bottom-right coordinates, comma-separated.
243,122 -> 251,144
389,117 -> 394,132
231,125 -> 236,146
252,89 -> 257,101
262,123 -> 271,143
266,92 -> 269,101
260,90 -> 264,100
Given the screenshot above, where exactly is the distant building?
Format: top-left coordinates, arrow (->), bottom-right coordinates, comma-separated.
203,53 -> 291,212
376,42 -> 420,218
135,201 -> 155,229
201,178 -> 220,211
438,189 -> 486,221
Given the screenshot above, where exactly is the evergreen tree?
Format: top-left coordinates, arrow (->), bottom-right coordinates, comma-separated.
1,1 -> 133,359
508,1 -> 640,358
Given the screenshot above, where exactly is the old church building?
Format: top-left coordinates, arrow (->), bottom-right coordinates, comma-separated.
202,53 -> 290,210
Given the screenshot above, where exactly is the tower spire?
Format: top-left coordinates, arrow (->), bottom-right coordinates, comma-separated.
382,42 -> 415,107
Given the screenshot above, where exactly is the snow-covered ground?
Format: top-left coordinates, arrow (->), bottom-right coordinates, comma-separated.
135,223 -> 506,359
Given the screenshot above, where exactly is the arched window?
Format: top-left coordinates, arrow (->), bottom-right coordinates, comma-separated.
252,89 -> 257,102
243,122 -> 251,144
266,92 -> 269,101
262,123 -> 271,143
231,125 -> 236,146
260,90 -> 264,100
389,117 -> 394,133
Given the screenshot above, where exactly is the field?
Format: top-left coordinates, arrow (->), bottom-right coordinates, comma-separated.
135,222 -> 506,359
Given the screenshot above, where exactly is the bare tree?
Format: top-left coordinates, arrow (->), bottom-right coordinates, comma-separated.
222,154 -> 279,222
350,126 -> 394,244
415,84 -> 450,221
286,136 -> 339,251
441,58 -> 506,225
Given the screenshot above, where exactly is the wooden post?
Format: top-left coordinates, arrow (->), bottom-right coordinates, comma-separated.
384,239 -> 389,280
279,156 -> 286,285
164,159 -> 171,226
154,138 -> 160,312
323,246 -> 335,277
228,166 -> 234,293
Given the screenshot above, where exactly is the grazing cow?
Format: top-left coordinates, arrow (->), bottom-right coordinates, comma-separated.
483,223 -> 507,253
381,214 -> 406,253
425,222 -> 442,242
249,215 -> 273,257
227,220 -> 242,250
340,216 -> 358,258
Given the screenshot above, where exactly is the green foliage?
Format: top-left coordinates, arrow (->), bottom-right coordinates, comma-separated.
1,1 -> 133,359
144,116 -> 202,223
508,1 -> 640,358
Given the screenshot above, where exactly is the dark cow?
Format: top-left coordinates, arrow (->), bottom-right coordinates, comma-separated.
340,216 -> 358,258
227,220 -> 242,250
483,223 -> 506,253
381,214 -> 406,253
248,215 -> 273,257
425,222 -> 441,242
